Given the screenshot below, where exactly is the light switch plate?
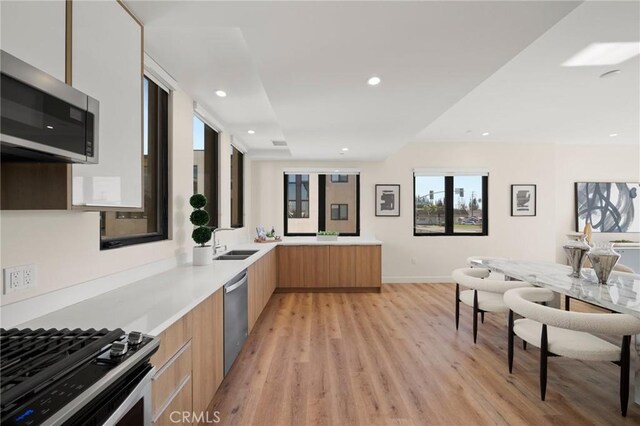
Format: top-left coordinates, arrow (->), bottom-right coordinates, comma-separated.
3,264 -> 36,295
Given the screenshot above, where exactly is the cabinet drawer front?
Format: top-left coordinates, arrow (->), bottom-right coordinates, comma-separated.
152,342 -> 192,419
151,313 -> 192,369
153,374 -> 193,426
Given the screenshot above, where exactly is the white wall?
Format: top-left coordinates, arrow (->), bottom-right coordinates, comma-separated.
0,87 -> 252,306
251,142 -> 639,282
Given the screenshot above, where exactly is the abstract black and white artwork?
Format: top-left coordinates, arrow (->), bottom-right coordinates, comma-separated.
511,184 -> 536,216
575,182 -> 640,233
375,184 -> 400,217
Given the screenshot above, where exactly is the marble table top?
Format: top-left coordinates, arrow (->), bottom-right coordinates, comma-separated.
471,259 -> 640,318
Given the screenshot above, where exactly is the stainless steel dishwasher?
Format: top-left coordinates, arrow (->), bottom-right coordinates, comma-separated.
224,270 -> 248,375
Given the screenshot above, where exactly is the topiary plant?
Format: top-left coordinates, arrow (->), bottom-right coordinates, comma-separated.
190,194 -> 211,246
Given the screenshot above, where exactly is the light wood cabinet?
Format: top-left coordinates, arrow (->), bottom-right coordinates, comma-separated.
153,375 -> 192,426
277,245 -> 381,291
355,245 -> 382,287
151,313 -> 192,370
248,249 -> 277,331
329,246 -> 356,287
191,289 -> 224,414
152,343 -> 192,420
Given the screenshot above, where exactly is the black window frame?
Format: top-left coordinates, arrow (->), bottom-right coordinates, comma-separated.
283,173 -> 360,236
100,76 -> 169,250
330,203 -> 348,220
230,146 -> 244,228
413,175 -> 488,237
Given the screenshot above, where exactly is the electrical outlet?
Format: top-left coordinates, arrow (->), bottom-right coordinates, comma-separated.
3,264 -> 36,294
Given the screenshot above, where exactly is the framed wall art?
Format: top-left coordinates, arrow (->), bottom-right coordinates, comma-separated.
375,184 -> 400,217
511,184 -> 536,216
575,182 -> 640,233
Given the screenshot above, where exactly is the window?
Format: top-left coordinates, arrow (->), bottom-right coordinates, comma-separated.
193,116 -> 219,228
331,204 -> 348,220
100,77 -> 169,249
284,172 -> 360,236
414,172 -> 488,236
287,174 -> 310,218
230,146 -> 244,228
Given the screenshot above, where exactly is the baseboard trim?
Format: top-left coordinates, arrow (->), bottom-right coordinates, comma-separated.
1,253 -> 189,328
275,287 -> 381,293
383,276 -> 454,284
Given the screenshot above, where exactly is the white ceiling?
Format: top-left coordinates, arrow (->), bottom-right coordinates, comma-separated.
125,1 -> 638,161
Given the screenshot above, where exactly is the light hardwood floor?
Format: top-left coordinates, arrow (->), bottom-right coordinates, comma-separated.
208,284 -> 640,425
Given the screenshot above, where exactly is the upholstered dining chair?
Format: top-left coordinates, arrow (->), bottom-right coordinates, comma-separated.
504,287 -> 640,416
451,267 -> 531,343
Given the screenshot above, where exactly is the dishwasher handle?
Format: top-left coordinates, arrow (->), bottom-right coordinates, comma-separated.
225,272 -> 248,293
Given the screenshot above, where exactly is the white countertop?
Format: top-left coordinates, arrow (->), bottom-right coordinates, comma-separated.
17,236 -> 381,336
18,242 -> 277,336
278,236 -> 382,245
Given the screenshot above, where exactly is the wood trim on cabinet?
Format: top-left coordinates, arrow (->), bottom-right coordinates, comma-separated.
65,0 -> 72,85
1,163 -> 71,210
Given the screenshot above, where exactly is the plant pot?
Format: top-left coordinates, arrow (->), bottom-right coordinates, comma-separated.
193,245 -> 212,266
317,235 -> 338,242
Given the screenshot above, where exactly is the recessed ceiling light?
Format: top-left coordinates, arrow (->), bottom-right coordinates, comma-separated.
482,132 -> 490,136
341,147 -> 349,152
334,170 -> 339,173
563,42 -> 640,67
46,125 -> 54,130
247,130 -> 255,135
610,133 -> 618,137
215,90 -> 227,97
367,76 -> 381,86
600,69 -> 621,79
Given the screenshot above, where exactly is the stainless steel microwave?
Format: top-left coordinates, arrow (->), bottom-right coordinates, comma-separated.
0,50 -> 99,164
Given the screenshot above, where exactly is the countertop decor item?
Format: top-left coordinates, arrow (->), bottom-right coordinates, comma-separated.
190,194 -> 213,266
563,232 -> 590,278
317,231 -> 339,241
588,242 -> 621,285
511,184 -> 536,216
375,184 -> 400,217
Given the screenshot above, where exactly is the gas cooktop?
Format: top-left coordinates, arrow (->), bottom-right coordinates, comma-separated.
0,327 -> 159,425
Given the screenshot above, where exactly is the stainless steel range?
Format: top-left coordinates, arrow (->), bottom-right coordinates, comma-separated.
0,327 -> 159,425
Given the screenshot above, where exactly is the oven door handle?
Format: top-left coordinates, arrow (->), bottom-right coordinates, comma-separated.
102,366 -> 156,426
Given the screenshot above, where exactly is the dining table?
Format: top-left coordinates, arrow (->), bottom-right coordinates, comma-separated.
470,258 -> 640,404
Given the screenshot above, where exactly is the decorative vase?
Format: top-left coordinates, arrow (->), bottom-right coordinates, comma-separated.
193,245 -> 212,266
563,232 -> 590,278
588,242 -> 620,285
583,222 -> 592,244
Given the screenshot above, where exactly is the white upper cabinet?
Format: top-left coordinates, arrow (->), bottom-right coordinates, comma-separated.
0,0 -> 66,82
71,1 -> 143,209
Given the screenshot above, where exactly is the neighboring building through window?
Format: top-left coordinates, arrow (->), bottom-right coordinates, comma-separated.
284,172 -> 360,236
193,116 -> 219,228
414,172 -> 488,236
287,174 -> 310,218
100,76 -> 169,249
331,204 -> 348,220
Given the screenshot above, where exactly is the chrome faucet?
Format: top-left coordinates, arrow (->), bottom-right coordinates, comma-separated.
212,227 -> 234,255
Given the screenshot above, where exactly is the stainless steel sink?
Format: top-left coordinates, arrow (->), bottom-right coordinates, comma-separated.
214,250 -> 258,261
226,250 -> 258,256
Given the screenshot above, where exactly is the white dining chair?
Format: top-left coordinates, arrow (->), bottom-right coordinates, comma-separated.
504,287 -> 640,416
451,267 -> 531,343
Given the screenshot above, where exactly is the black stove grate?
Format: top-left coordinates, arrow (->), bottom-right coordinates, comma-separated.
0,327 -> 125,410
